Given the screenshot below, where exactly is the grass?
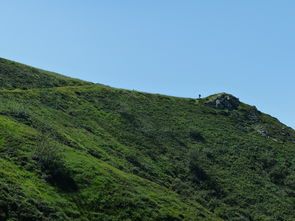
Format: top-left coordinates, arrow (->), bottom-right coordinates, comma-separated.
0,57 -> 294,220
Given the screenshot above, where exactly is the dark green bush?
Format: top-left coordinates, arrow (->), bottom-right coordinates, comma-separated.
189,149 -> 209,183
33,135 -> 77,192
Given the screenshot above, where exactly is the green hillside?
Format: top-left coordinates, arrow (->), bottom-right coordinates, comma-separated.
0,57 -> 294,221
0,58 -> 91,90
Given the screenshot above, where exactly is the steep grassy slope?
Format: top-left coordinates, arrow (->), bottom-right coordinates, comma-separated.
0,58 -> 294,220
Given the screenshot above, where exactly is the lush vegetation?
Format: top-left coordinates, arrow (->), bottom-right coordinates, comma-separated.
0,57 -> 294,220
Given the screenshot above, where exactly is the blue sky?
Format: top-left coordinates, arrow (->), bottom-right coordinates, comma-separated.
1,1 -> 294,128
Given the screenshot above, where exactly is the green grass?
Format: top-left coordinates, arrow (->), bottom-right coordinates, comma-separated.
0,57 -> 91,90
0,58 -> 294,220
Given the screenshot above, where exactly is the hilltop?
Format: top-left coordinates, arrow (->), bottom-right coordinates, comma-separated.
0,58 -> 294,220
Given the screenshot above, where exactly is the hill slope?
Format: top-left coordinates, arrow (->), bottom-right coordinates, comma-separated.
0,58 -> 294,220
0,58 -> 91,90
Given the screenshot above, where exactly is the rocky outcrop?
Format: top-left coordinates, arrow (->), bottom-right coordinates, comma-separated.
205,93 -> 240,110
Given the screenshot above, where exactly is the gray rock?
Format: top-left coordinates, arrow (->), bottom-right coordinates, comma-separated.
206,93 -> 240,110
257,127 -> 268,137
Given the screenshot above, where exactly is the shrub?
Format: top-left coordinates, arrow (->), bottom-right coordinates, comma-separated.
0,100 -> 30,121
33,135 -> 77,192
188,149 -> 209,182
189,130 -> 205,142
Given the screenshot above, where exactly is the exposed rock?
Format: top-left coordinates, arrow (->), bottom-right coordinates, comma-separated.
252,125 -> 271,138
280,128 -> 290,137
257,128 -> 268,137
206,93 -> 240,110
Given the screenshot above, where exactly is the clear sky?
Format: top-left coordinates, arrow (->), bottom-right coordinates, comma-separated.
1,1 -> 294,128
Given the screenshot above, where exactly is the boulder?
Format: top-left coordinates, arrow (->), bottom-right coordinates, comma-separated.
206,93 -> 240,110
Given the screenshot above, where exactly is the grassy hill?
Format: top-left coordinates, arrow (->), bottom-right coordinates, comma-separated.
0,58 -> 91,90
0,57 -> 294,220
